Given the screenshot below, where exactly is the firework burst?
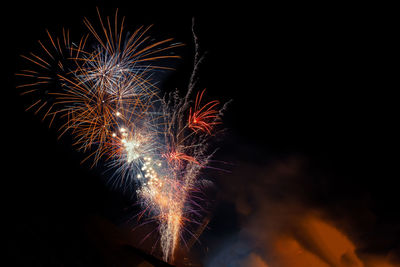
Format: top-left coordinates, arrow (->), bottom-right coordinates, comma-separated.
17,9 -> 227,264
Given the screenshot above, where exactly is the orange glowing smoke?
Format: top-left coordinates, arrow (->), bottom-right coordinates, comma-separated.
248,215 -> 398,267
271,216 -> 363,267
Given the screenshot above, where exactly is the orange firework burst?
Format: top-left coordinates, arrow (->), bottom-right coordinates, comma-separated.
16,29 -> 88,126
56,8 -> 183,164
188,89 -> 220,134
55,75 -> 118,165
17,8 -> 183,165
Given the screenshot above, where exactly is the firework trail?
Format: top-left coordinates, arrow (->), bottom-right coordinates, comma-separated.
17,9 -> 227,263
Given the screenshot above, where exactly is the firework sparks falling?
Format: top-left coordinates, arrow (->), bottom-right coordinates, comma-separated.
17,10 -> 228,264
189,89 -> 221,134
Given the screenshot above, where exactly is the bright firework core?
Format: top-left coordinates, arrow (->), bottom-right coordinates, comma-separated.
120,130 -> 143,163
123,139 -> 140,162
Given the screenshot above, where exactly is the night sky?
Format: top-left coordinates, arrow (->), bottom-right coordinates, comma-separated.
4,2 -> 399,266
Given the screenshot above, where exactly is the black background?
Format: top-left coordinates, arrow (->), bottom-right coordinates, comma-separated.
3,1 -> 399,266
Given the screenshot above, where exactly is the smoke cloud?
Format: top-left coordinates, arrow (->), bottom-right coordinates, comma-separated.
206,155 -> 399,267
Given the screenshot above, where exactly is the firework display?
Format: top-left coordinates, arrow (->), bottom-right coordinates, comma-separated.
16,8 -> 227,263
